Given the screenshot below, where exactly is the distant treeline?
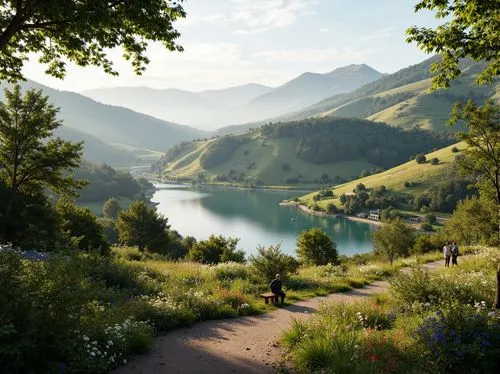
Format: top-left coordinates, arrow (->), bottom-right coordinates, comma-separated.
155,117 -> 454,174
261,117 -> 454,169
75,162 -> 153,202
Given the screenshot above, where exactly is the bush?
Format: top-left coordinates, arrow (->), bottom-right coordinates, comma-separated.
424,214 -> 437,225
451,146 -> 459,153
326,203 -> 338,214
404,181 -> 411,188
412,234 -> 434,254
249,244 -> 298,281
431,157 -> 440,165
420,222 -> 434,232
187,235 -> 245,264
415,304 -> 500,373
415,154 -> 427,164
296,227 -> 338,266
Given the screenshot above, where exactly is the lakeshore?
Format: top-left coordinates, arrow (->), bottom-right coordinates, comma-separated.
280,201 -> 383,226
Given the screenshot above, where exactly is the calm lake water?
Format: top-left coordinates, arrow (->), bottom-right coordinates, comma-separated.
152,183 -> 377,258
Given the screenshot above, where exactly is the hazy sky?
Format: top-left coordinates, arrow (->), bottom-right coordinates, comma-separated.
23,0 -> 439,92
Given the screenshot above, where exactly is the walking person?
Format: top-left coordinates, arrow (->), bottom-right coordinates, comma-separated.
269,274 -> 286,304
451,241 -> 459,266
443,242 -> 451,267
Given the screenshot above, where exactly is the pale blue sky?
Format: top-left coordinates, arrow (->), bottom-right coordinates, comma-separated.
24,0 -> 440,92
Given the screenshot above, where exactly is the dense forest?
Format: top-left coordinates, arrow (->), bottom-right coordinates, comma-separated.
75,162 -> 153,202
261,117 -> 453,168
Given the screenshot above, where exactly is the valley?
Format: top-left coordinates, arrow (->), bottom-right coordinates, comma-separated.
1,1 -> 499,374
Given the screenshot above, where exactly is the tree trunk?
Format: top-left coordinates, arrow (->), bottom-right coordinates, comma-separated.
0,189 -> 16,242
496,262 -> 500,309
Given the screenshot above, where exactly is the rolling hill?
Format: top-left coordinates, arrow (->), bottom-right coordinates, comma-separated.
217,57 -> 498,136
82,64 -> 382,130
4,80 -> 208,158
54,127 -> 137,166
298,142 -> 465,209
231,64 -> 382,124
156,117 -> 454,187
82,83 -> 273,131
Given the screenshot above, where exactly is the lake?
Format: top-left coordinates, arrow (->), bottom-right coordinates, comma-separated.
152,183 -> 378,258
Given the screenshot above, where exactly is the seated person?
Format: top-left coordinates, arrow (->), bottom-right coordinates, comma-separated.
269,274 -> 286,304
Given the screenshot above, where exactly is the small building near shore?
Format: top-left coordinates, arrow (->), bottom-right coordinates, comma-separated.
356,212 -> 369,218
369,209 -> 381,221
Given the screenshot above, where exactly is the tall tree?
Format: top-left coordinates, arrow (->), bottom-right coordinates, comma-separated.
296,227 -> 338,266
445,196 -> 494,245
372,218 -> 415,264
406,0 -> 500,309
406,0 -> 499,89
103,197 -> 121,219
116,200 -> 170,252
450,100 -> 500,211
0,0 -> 185,82
0,85 -> 83,240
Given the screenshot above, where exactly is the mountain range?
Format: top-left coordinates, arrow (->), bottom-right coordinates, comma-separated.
218,57 -> 498,135
1,80 -> 208,165
82,64 -> 382,130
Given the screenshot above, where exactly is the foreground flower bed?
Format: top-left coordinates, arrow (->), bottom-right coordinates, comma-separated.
281,247 -> 500,374
0,245 -> 477,373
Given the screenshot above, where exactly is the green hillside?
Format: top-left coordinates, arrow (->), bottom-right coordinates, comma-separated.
5,80 -> 208,153
321,67 -> 498,133
299,142 -> 465,209
55,127 -> 138,166
157,117 -> 454,187
216,57 -> 496,136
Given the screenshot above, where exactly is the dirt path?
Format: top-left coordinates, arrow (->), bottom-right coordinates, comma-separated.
114,260 -> 444,374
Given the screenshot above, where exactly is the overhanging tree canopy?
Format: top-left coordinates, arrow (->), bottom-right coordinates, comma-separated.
0,0 -> 186,82
406,0 -> 500,89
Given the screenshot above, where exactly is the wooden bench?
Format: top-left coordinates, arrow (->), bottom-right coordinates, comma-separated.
260,292 -> 278,304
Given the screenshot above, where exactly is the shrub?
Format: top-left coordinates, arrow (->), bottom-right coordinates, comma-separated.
404,181 -> 411,188
431,157 -> 440,165
249,244 -> 298,281
420,222 -> 434,232
187,235 -> 245,264
208,262 -> 249,281
415,154 -> 427,164
326,203 -> 338,214
424,214 -> 437,225
415,304 -> 500,373
0,251 -> 126,373
451,146 -> 459,153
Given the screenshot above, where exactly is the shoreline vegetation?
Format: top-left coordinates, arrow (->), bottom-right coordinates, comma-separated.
151,178 -> 318,193
279,200 -> 383,226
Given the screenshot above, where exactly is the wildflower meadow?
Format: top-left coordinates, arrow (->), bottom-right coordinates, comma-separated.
281,247 -> 500,374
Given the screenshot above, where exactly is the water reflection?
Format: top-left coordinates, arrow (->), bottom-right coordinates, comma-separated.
152,185 -> 377,257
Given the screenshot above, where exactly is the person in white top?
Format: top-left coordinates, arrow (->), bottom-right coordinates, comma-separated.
443,242 -> 451,267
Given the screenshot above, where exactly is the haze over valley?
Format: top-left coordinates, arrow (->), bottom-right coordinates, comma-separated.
82,63 -> 382,130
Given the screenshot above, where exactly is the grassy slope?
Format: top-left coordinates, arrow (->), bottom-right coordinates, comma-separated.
318,72 -> 498,133
163,136 -> 376,186
300,142 -> 465,208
